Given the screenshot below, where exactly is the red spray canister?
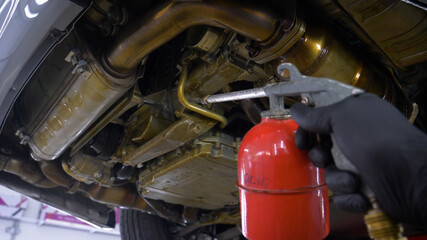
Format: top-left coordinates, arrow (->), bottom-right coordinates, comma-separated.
237,117 -> 330,240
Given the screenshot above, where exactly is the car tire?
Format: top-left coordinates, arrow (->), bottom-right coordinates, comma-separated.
120,209 -> 172,240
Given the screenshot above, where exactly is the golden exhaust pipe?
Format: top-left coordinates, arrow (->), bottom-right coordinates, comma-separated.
104,0 -> 281,75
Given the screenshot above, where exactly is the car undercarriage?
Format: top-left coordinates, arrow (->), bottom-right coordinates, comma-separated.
0,0 -> 426,239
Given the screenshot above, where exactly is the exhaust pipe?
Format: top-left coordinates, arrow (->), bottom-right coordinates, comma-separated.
104,0 -> 281,75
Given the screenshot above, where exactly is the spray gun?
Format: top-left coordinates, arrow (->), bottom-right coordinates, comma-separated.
201,63 -> 406,240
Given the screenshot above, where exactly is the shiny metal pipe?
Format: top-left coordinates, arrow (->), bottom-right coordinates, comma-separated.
178,65 -> 227,128
105,0 -> 280,74
201,87 -> 267,104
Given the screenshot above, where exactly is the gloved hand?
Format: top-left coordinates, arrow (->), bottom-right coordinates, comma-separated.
290,93 -> 427,227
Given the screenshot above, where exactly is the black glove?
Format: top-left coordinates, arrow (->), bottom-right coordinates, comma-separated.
290,93 -> 427,227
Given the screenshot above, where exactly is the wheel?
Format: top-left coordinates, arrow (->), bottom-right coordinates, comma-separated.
120,209 -> 172,240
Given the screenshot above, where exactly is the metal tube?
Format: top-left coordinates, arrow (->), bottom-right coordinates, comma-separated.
105,0 -> 280,74
202,87 -> 267,104
178,65 -> 228,128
